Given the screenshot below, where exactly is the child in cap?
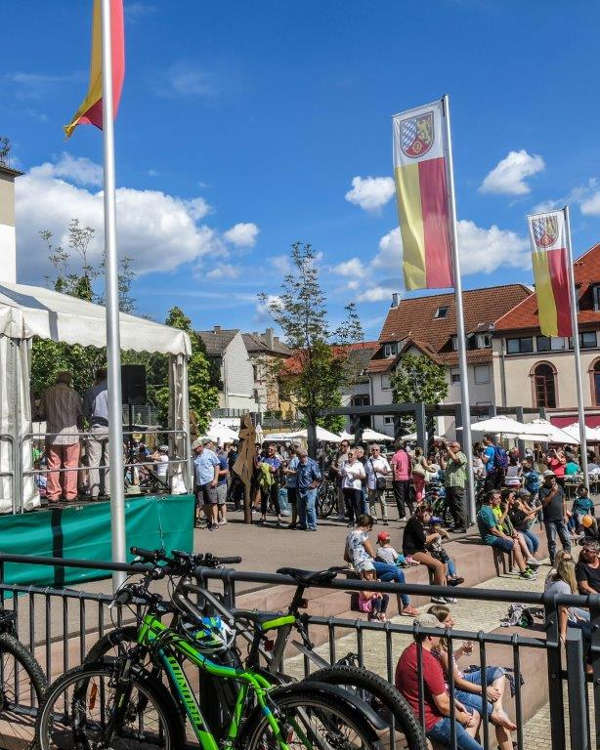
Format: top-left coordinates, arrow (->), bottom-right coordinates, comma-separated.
376,531 -> 417,567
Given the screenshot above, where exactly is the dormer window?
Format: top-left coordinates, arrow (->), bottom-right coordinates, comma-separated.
383,342 -> 398,358
477,333 -> 492,348
593,285 -> 600,312
434,306 -> 449,319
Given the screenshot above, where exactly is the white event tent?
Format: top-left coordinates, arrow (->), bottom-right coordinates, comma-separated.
562,422 -> 600,444
265,426 -> 342,443
470,415 -> 549,439
0,281 -> 192,513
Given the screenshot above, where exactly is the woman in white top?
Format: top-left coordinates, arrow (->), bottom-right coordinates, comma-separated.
342,449 -> 366,526
366,444 -> 391,525
504,455 -> 522,488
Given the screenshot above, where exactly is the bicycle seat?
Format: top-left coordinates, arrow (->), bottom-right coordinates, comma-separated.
277,567 -> 339,586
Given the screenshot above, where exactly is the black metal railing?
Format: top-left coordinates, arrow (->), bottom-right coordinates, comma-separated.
0,554 -> 596,750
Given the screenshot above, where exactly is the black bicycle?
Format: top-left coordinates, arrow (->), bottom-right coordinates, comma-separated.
86,551 -> 426,749
316,479 -> 337,518
0,608 -> 47,747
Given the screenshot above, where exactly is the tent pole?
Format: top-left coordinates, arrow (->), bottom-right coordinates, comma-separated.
101,0 -> 127,591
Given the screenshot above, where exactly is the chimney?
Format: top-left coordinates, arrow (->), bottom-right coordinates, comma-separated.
265,327 -> 274,349
213,325 -> 221,333
0,161 -> 23,285
391,292 -> 400,308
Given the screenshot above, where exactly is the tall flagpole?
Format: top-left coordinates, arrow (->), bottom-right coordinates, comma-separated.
442,94 -> 475,525
101,0 -> 127,590
564,206 -> 589,490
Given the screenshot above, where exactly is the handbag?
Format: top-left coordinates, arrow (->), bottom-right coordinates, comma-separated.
412,458 -> 426,478
370,459 -> 387,491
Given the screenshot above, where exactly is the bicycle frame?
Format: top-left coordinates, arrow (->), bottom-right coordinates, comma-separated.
137,613 -> 291,750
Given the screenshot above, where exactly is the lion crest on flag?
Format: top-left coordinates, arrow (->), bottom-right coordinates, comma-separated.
400,111 -> 434,158
532,215 -> 559,248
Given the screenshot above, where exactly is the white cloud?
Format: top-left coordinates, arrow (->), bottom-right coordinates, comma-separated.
158,63 -> 216,98
125,2 -> 157,21
333,257 -> 365,277
479,150 -> 545,195
357,286 -> 396,303
372,221 -> 529,278
184,197 -> 212,221
255,294 -> 283,321
15,157 -> 227,282
345,176 -> 395,212
270,254 -> 291,275
580,192 -> 600,215
347,280 -> 359,290
51,153 -> 103,187
206,264 -> 241,280
3,71 -> 82,100
223,222 -> 259,248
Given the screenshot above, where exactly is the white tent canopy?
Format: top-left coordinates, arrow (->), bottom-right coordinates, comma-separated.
0,282 -> 191,355
524,418 -> 580,445
563,422 -> 600,443
361,428 -> 394,442
264,427 -> 342,443
0,281 -> 192,513
203,419 -> 239,444
470,415 -> 547,438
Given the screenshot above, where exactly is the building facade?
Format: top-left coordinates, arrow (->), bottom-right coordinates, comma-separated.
197,326 -> 258,411
366,284 -> 532,437
493,242 -> 600,426
242,329 -> 292,415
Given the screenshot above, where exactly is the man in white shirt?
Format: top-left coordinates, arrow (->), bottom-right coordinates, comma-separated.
366,444 -> 391,525
333,439 -> 351,520
341,449 -> 366,526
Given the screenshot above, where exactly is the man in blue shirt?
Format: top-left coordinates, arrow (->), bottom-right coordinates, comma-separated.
260,444 -> 284,525
193,438 -> 220,530
476,491 -> 534,580
482,435 -> 497,491
296,449 -> 322,531
283,444 -> 300,529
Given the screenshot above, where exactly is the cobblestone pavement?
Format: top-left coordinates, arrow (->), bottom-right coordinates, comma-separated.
283,556 -> 585,748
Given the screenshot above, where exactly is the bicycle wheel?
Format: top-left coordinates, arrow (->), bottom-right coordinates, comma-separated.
309,664 -> 426,750
0,631 -> 47,748
318,482 -> 336,518
35,663 -> 183,749
242,684 -> 377,749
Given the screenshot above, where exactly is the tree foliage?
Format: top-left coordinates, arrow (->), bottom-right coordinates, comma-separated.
259,242 -> 363,433
391,354 -> 448,405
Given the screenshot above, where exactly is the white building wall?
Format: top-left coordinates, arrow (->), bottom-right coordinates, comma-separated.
223,333 -> 257,410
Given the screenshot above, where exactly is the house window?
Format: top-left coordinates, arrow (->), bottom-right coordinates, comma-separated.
451,336 -> 458,351
533,363 -> 557,408
474,364 -> 490,384
252,364 -> 259,381
593,285 -> 600,311
506,337 -> 533,354
381,374 -> 391,390
450,370 -> 460,384
593,360 -> 600,405
536,336 -> 550,352
477,334 -> 492,349
581,331 -> 597,349
383,416 -> 394,425
383,343 -> 397,358
434,306 -> 449,319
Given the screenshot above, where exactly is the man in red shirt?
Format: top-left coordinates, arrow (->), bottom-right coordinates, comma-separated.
395,613 -> 482,749
391,439 -> 413,520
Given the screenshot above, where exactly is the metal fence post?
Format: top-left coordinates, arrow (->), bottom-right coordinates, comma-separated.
544,592 -> 566,750
588,594 -> 600,747
565,627 -> 590,750
415,402 -> 426,450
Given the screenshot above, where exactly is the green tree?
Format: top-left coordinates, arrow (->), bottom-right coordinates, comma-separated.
259,242 -> 363,440
390,353 -> 448,434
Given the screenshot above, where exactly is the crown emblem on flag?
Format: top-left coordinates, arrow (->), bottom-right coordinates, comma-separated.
532,215 -> 559,248
400,112 -> 434,158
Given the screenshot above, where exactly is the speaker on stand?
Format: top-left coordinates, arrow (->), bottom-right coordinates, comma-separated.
121,365 -> 147,484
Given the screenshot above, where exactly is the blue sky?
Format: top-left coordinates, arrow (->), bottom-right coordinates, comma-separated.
4,0 -> 600,338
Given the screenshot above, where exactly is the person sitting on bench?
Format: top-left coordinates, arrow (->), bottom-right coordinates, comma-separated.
476,491 -> 536,580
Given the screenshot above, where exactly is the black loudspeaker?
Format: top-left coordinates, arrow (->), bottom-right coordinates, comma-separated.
121,365 -> 147,405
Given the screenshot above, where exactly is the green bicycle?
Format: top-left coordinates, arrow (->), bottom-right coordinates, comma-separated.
35,552 -> 383,749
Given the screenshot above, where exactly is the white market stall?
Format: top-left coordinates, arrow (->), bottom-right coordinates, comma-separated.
203,419 -> 239,445
524,418 -> 579,445
0,281 -> 192,513
264,427 -> 342,443
562,422 -> 600,444
470,415 -> 549,439
361,428 -> 394,442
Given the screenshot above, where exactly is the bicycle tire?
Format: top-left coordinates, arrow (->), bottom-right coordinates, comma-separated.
318,483 -> 336,518
241,683 -> 378,749
35,662 -> 184,749
0,631 -> 48,747
309,664 -> 426,750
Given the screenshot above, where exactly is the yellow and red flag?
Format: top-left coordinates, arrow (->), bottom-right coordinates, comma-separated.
392,100 -> 453,290
64,0 -> 125,138
528,209 -> 572,337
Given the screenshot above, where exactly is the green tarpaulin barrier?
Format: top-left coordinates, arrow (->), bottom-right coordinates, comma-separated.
0,494 -> 194,588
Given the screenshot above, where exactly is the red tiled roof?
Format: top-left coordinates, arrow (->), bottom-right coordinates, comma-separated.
374,284 -> 531,365
284,341 -> 379,376
496,243 -> 600,332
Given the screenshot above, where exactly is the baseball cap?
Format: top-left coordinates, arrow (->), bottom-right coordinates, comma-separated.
202,437 -> 213,445
191,438 -> 203,450
543,470 -> 555,477
377,531 -> 391,543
